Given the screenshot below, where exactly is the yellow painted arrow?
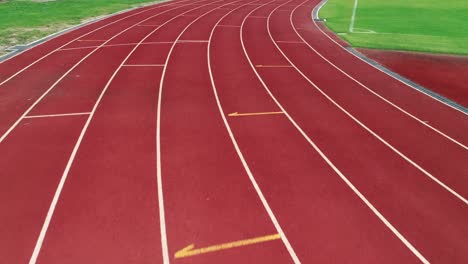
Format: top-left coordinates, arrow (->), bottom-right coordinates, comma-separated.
228,111 -> 284,117
174,233 -> 281,259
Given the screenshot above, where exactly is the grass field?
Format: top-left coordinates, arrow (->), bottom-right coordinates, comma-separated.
319,0 -> 468,55
0,0 -> 162,55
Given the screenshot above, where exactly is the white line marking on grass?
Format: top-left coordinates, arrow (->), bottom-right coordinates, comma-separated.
24,112 -> 91,119
308,4 -> 468,148
291,2 -> 468,203
313,1 -> 467,116
295,1 -> 468,204
349,0 -> 358,33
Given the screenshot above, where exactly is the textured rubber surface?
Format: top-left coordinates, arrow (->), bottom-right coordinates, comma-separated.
0,0 -> 466,263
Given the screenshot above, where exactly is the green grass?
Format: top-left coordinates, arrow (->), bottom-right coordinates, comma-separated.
319,0 -> 468,55
0,0 -> 162,54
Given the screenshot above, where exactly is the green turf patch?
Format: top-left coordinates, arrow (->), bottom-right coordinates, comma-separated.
319,0 -> 468,55
0,0 -> 162,55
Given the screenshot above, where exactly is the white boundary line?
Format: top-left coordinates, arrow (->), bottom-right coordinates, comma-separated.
209,1 -> 301,263
157,0 -> 250,262
0,0 -> 186,87
24,112 -> 91,119
0,0 -> 197,144
274,1 -> 468,203
244,0 -> 430,262
314,0 -> 467,116
349,0 -> 358,33
297,3 -> 468,149
27,1 -> 214,262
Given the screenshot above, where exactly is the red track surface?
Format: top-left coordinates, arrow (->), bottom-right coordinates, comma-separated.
0,0 -> 466,263
358,48 -> 468,107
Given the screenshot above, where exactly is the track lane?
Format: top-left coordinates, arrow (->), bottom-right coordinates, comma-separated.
295,1 -> 468,143
0,0 -> 188,80
0,0 -> 189,82
29,1 -> 290,263
269,1 -> 468,202
0,1 -> 213,263
159,0 -> 296,262
209,0 -> 421,263
241,0 -> 467,262
0,0 -> 207,142
0,115 -> 88,264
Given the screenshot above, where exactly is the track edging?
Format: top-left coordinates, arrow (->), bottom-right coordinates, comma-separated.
313,0 -> 467,114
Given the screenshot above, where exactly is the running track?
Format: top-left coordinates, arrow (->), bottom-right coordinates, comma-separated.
0,0 -> 466,263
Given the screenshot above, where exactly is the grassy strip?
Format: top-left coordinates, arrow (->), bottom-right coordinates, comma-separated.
0,0 -> 163,55
319,0 -> 468,55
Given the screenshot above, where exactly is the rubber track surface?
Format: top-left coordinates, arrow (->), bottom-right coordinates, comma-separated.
0,0 -> 466,263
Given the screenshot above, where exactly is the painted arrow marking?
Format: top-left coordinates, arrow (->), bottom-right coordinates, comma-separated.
228,111 -> 284,117
175,233 -> 281,259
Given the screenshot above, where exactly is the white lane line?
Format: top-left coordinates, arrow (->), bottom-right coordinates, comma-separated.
237,2 -> 302,263
287,1 -> 468,203
0,1 -> 197,144
349,0 -> 358,33
27,1 -> 215,263
157,0 -> 256,262
305,4 -> 468,148
123,64 -> 165,67
313,2 -> 467,116
24,112 -> 91,119
0,0 -> 185,87
248,0 -> 429,262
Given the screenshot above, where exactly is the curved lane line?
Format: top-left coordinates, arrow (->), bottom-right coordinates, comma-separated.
207,0 -> 301,263
27,1 -> 221,262
313,0 -> 467,116
271,0 -> 467,203
0,0 -> 204,143
155,0 -> 260,262
241,0 -> 430,262
0,0 -> 190,86
308,1 -> 468,139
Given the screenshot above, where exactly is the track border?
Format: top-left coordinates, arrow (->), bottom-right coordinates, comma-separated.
313,0 -> 467,114
240,0 -> 430,262
0,0 -> 168,63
